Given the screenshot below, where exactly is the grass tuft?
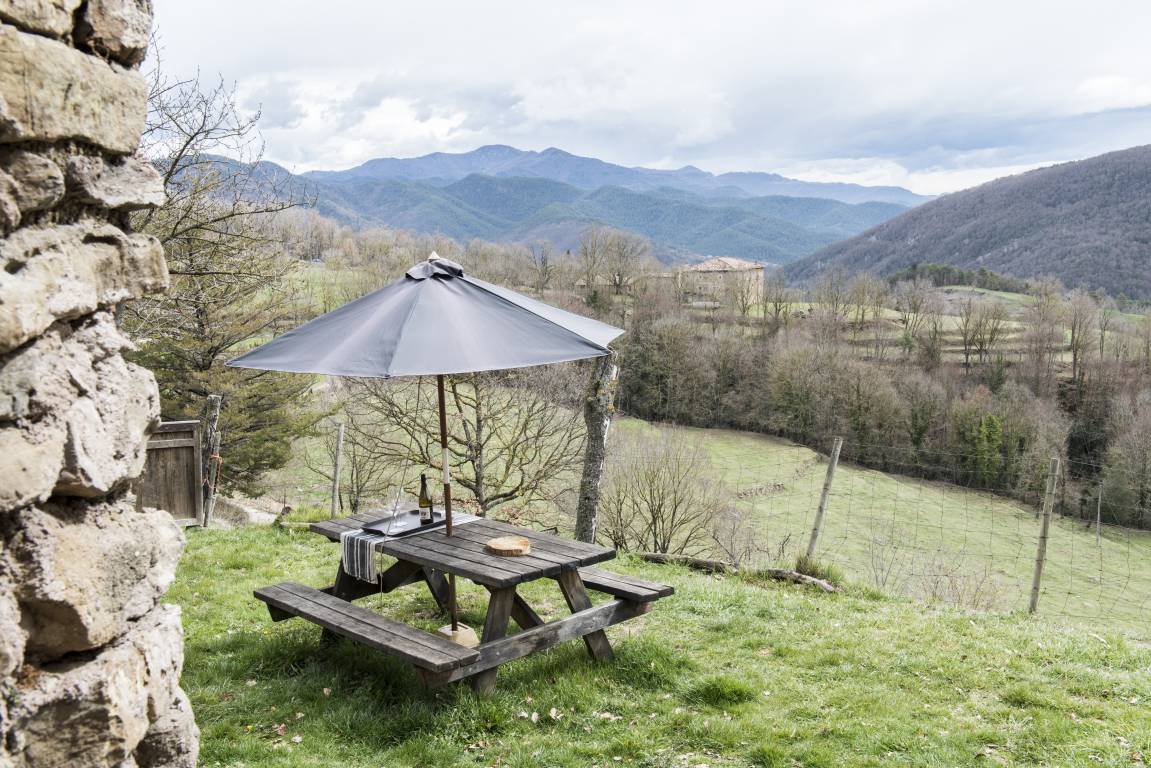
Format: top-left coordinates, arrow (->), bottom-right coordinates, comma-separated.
686,675 -> 759,708
794,554 -> 844,586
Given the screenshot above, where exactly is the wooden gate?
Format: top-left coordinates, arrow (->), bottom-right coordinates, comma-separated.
138,420 -> 203,526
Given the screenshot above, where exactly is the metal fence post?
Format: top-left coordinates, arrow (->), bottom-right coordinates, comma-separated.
806,436 -> 843,560
1029,456 -> 1060,614
330,422 -> 345,519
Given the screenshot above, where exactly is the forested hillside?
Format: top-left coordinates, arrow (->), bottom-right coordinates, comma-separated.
789,145 -> 1151,298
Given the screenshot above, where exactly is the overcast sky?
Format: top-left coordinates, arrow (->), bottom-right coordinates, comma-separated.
152,0 -> 1151,195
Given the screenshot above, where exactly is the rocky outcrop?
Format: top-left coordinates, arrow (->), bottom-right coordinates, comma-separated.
0,3 -> 198,766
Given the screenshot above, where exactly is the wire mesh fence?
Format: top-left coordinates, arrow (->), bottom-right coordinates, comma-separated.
687,433 -> 1151,636
242,419 -> 1151,636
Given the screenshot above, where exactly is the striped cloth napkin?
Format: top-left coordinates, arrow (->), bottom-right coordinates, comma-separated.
339,529 -> 388,584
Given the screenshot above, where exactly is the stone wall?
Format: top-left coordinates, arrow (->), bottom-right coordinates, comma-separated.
0,1 -> 198,765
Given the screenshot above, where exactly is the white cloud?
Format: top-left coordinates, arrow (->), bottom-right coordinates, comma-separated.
151,0 -> 1151,193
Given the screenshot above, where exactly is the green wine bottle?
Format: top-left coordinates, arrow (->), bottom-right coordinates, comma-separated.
418,473 -> 433,525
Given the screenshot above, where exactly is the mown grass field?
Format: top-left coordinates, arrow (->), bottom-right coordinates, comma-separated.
172,524 -> 1151,767
616,420 -> 1151,638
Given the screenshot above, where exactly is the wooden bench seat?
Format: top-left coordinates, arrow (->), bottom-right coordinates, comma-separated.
254,581 -> 479,673
578,568 -> 674,603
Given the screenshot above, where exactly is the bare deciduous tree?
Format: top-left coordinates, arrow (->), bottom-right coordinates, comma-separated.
343,368 -> 587,514
1065,289 -> 1097,396
893,277 -> 933,354
762,268 -> 792,333
605,229 -> 651,295
599,430 -> 723,555
125,47 -> 318,495
578,226 -> 611,301
528,240 -> 557,293
725,268 -> 762,319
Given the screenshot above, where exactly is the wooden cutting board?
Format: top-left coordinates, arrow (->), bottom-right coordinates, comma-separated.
484,535 -> 531,556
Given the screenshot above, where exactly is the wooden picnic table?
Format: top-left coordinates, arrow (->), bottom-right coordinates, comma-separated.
255,511 -> 672,692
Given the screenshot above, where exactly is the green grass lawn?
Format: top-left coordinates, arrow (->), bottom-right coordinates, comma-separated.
614,420 -> 1151,638
172,525 -> 1151,767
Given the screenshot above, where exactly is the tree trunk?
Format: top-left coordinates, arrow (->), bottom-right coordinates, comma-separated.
575,353 -> 618,543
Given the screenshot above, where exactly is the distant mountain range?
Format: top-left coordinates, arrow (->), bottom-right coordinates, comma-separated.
304,144 -> 930,207
787,145 -> 1151,298
302,171 -> 905,263
229,145 -> 925,264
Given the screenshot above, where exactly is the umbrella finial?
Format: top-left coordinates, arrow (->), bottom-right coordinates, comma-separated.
428,251 -> 441,261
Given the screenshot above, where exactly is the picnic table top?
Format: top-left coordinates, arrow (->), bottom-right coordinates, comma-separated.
311,512 -> 616,588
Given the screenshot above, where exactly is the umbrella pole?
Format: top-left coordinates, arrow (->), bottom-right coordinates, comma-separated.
436,374 -> 458,632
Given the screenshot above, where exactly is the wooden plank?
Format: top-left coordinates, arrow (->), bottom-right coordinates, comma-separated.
579,568 -> 674,602
380,537 -> 527,587
152,420 -> 199,434
254,582 -> 478,672
421,599 -> 651,687
391,531 -> 561,578
438,524 -> 580,570
472,519 -> 612,559
146,438 -> 198,449
310,517 -> 360,541
467,520 -> 615,565
555,570 -> 615,662
472,588 -> 515,693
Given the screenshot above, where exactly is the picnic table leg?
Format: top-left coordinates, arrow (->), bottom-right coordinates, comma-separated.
470,587 -> 515,694
422,568 -> 451,613
555,569 -> 614,662
485,586 -> 544,630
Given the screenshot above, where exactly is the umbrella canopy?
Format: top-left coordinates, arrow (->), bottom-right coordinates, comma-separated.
227,255 -> 623,378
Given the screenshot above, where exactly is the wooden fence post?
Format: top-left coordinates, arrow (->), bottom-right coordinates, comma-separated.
1029,456 -> 1060,614
1095,483 -> 1103,547
202,394 -> 222,527
330,422 -> 344,519
806,436 -> 843,560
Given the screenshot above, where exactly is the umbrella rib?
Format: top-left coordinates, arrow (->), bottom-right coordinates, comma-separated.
462,276 -> 616,353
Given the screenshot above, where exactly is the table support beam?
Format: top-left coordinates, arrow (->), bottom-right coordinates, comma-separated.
555,569 -> 615,661
421,598 -> 650,688
485,586 -> 544,630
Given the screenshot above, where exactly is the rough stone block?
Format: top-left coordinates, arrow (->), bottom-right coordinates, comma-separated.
75,0 -> 153,66
0,327 -> 70,512
0,222 -> 168,354
1,149 -> 65,213
0,314 -> 156,511
11,498 -> 183,658
0,25 -> 147,153
0,168 -> 17,231
133,688 -> 199,768
67,155 -> 165,209
55,354 -> 160,497
0,0 -> 83,38
4,604 -> 184,766
0,558 -> 26,679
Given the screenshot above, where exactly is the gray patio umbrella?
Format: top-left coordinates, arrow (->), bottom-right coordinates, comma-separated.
228,253 -> 624,632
